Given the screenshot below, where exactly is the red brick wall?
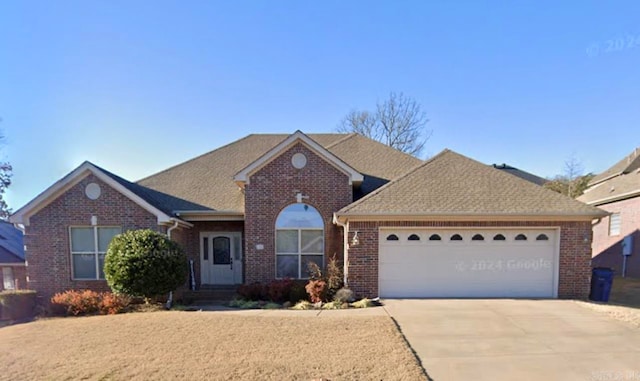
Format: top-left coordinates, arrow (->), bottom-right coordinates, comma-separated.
244,143 -> 352,284
0,265 -> 27,290
592,197 -> 640,277
172,221 -> 244,289
347,220 -> 593,299
23,175 -> 162,301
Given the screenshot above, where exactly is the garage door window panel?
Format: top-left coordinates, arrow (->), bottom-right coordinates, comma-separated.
450,234 -> 463,241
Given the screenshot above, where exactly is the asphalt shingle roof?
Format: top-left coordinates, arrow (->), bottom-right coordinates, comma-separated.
579,147 -> 640,205
0,221 -> 25,263
137,133 -> 422,213
589,147 -> 640,186
339,149 -> 606,217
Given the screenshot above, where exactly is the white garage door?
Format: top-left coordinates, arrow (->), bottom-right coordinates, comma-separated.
379,229 -> 558,298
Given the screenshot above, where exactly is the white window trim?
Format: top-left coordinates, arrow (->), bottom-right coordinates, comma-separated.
2,267 -> 15,290
609,213 -> 621,236
70,226 -> 121,281
276,228 -> 324,279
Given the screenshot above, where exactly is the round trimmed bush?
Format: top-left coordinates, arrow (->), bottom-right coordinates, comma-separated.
104,229 -> 188,299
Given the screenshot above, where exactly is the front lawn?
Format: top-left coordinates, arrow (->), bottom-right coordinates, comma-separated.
0,311 -> 425,380
609,276 -> 640,308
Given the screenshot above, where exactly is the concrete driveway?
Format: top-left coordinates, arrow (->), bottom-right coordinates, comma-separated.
383,299 -> 640,381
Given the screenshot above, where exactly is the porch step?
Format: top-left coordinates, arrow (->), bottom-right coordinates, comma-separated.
182,288 -> 238,304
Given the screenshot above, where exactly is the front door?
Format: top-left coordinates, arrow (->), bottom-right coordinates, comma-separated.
200,232 -> 242,285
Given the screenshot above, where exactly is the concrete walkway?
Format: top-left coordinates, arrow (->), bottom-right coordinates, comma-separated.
383,299 -> 640,381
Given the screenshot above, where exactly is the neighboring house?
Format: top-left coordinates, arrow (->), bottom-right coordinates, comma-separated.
10,131 -> 605,301
492,163 -> 548,186
0,221 -> 26,290
578,147 -> 640,277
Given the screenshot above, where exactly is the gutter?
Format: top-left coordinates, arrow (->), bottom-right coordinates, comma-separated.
332,213 -> 349,287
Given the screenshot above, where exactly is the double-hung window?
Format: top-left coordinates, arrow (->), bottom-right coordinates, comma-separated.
70,226 -> 122,280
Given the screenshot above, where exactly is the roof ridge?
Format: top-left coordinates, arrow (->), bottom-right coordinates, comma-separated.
324,133 -> 357,149
339,149 -> 450,213
136,134 -> 256,183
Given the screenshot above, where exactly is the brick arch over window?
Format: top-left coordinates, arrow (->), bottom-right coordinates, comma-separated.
275,203 -> 324,279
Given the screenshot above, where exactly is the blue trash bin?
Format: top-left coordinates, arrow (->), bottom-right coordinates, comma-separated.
589,267 -> 614,302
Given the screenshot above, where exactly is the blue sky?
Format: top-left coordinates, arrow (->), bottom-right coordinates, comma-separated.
2,1 -> 639,210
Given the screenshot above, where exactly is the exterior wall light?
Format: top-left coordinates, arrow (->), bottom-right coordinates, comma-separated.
351,231 -> 360,247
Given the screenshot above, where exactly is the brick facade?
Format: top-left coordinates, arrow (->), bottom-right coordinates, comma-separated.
244,143 -> 352,284
19,141 -> 599,301
24,175 -> 162,301
347,220 -> 593,299
591,197 -> 640,277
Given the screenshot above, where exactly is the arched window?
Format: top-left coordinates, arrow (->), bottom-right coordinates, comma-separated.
536,234 -> 549,241
450,234 -> 463,241
493,234 -> 506,241
515,234 -> 528,241
429,234 -> 442,241
472,234 -> 485,241
275,203 -> 324,279
408,234 -> 420,241
386,234 -> 399,241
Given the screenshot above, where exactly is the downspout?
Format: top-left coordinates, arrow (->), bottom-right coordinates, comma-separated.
167,219 -> 180,239
165,219 -> 180,309
333,214 -> 349,287
12,223 -> 25,234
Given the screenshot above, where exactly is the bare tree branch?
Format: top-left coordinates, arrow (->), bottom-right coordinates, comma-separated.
337,92 -> 431,157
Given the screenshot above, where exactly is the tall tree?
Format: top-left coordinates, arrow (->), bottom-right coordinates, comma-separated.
543,154 -> 592,199
0,131 -> 11,219
337,92 -> 431,156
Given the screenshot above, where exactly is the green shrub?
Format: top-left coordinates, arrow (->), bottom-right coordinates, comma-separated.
263,302 -> 281,309
50,290 -> 131,316
229,299 -> 261,309
104,229 -> 188,300
0,290 -> 36,320
305,279 -> 327,303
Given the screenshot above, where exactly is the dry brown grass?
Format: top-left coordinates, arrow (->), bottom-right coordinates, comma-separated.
609,276 -> 640,308
577,276 -> 640,329
0,311 -> 425,380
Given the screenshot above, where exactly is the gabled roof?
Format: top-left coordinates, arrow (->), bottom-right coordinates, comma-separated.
589,147 -> 640,186
233,131 -> 364,186
336,149 -> 607,221
492,163 -> 548,186
579,147 -> 640,206
9,161 -> 188,226
138,132 -> 422,213
0,221 -> 25,264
